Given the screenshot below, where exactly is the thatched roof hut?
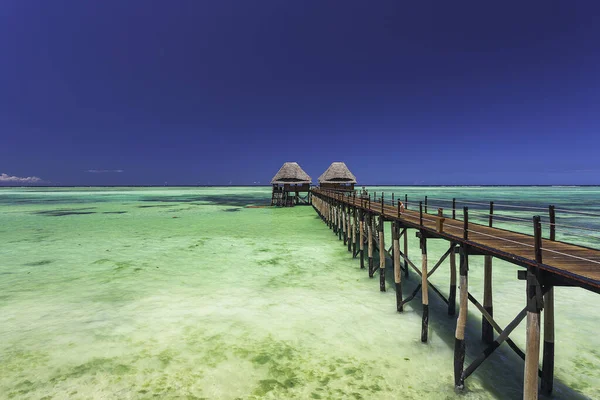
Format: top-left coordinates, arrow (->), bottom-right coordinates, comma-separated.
271,162 -> 311,184
318,162 -> 357,185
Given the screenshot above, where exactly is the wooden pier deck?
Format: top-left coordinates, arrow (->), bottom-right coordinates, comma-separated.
310,187 -> 600,399
320,190 -> 600,294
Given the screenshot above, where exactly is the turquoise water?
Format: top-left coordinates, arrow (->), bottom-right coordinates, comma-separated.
0,186 -> 598,399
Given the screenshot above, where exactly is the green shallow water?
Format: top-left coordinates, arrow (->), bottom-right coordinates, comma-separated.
0,186 -> 598,399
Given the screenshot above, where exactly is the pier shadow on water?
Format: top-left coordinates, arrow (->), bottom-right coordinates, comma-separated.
374,245 -> 594,400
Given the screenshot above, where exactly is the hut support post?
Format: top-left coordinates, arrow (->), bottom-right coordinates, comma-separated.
541,287 -> 555,395
448,244 -> 457,316
379,216 -> 385,292
393,222 -> 402,311
367,213 -> 374,277
482,256 -> 494,344
454,245 -> 469,390
420,233 -> 429,342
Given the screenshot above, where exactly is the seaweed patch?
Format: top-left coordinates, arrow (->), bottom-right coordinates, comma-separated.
33,207 -> 97,217
23,260 -> 53,266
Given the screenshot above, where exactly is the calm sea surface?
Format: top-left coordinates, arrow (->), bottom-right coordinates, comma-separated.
1,186 -> 598,399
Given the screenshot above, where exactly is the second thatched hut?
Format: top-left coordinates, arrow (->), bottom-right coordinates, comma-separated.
318,162 -> 357,191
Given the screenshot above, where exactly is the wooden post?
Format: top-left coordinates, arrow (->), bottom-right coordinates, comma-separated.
347,208 -> 352,252
359,209 -> 365,269
343,203 -> 347,246
393,222 -> 402,311
463,207 -> 469,240
452,198 -> 456,219
352,206 -> 357,256
425,195 -> 428,214
338,203 -> 342,240
541,287 -> 555,395
483,202 -> 494,344
367,213 -> 374,277
420,232 -> 429,342
405,194 -> 408,210
542,210 -> 555,395
482,255 -> 493,344
454,245 -> 469,390
391,193 -> 394,206
448,244 -> 457,316
549,205 -> 556,241
403,227 -> 409,278
397,200 -> 401,217
379,216 -> 386,292
381,193 -> 384,214
524,216 -> 543,400
419,201 -> 423,226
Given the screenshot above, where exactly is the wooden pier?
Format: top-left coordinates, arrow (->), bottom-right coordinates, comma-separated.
310,188 -> 600,399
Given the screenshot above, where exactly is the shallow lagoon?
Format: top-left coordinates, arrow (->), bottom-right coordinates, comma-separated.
0,187 -> 598,399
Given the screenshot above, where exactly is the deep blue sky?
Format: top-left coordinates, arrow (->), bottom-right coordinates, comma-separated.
1,1 -> 599,185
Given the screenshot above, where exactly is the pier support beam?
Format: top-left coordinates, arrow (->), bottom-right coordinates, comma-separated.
393,222 -> 402,311
379,216 -> 386,292
524,266 -> 542,400
348,206 -> 356,253
541,287 -> 555,395
359,210 -> 365,269
454,245 -> 469,390
482,255 -> 494,344
367,213 -> 374,277
347,207 -> 352,252
403,227 -> 409,278
338,203 -> 342,240
448,244 -> 457,316
420,232 -> 429,342
342,203 -> 348,246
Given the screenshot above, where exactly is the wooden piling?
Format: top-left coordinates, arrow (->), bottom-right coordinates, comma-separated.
448,244 -> 457,316
541,287 -> 555,395
338,203 -> 342,240
524,267 -> 542,400
482,255 -> 494,344
421,233 -> 429,342
343,203 -> 347,246
351,206 -> 357,255
379,216 -> 386,292
367,213 -> 374,277
524,216 -> 543,400
347,206 -> 351,251
359,209 -> 365,269
393,222 -> 402,311
403,227 -> 409,278
454,245 -> 469,390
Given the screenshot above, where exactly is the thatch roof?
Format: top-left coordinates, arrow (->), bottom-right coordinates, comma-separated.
318,162 -> 357,183
271,162 -> 312,184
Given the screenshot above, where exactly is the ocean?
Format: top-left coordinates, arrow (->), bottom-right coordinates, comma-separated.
0,186 -> 598,399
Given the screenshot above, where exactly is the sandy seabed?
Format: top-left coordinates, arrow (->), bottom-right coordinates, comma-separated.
1,186 -> 599,399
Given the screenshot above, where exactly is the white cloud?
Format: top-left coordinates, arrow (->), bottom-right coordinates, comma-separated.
86,169 -> 124,173
0,173 -> 42,183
